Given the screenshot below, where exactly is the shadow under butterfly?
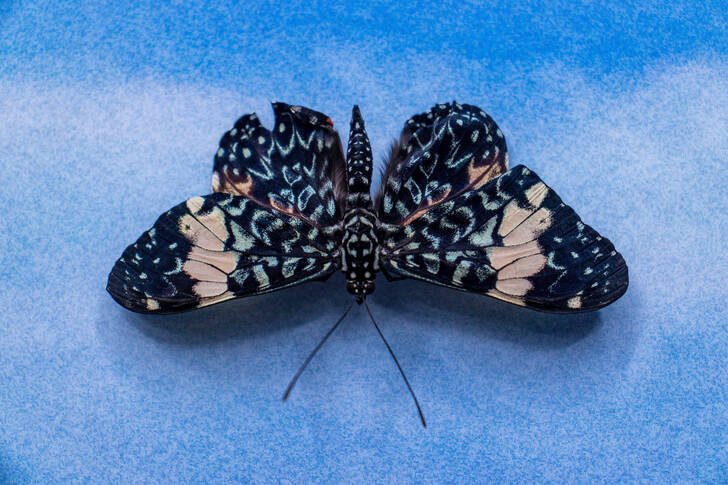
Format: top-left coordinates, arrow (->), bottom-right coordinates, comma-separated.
107,102 -> 629,427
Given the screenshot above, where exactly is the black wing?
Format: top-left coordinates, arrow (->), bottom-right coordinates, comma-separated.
376,103 -> 627,312
108,103 -> 346,313
212,102 -> 347,229
375,102 -> 508,225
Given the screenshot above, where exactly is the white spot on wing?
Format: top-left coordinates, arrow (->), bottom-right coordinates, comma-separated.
452,260 -> 473,286
567,296 -> 582,309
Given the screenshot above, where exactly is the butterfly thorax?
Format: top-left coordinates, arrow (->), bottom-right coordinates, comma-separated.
342,106 -> 379,303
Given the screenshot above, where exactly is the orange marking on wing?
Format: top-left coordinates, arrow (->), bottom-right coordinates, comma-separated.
187,247 -> 238,274
183,259 -> 227,283
400,187 -> 452,226
267,196 -> 323,227
487,240 -> 541,270
186,199 -> 230,243
524,181 -> 549,207
498,199 -> 530,237
486,288 -> 527,306
197,291 -> 237,308
192,281 -> 229,298
495,278 -> 533,296
231,173 -> 255,198
214,170 -> 255,198
268,197 -> 300,218
211,172 -> 222,192
498,182 -> 549,237
467,155 -> 505,191
497,253 -> 547,280
502,207 -> 552,246
179,213 -> 225,251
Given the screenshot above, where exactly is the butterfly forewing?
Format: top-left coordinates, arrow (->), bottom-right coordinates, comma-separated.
378,165 -> 627,311
107,192 -> 340,313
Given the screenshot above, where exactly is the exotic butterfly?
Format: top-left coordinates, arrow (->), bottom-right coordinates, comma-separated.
107,102 -> 628,426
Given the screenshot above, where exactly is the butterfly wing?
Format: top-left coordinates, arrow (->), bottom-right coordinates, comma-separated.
212,102 -> 347,229
376,103 -> 627,312
375,102 -> 508,226
107,192 -> 340,313
108,103 -> 346,313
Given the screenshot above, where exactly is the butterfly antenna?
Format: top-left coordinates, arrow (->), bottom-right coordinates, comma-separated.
282,301 -> 355,401
364,300 -> 427,428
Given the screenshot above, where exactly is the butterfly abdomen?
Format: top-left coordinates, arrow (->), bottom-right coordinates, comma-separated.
341,207 -> 379,301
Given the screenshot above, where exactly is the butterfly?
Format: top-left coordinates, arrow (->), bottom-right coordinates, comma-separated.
107,102 -> 628,426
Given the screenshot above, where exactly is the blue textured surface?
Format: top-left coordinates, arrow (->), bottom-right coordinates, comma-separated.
1,1 -> 727,482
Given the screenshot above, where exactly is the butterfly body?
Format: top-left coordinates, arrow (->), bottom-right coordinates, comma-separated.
341,106 -> 379,303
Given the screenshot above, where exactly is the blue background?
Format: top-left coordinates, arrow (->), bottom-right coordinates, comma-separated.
1,1 -> 727,482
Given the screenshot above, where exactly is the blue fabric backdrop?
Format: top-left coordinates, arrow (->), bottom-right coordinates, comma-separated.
1,1 -> 726,482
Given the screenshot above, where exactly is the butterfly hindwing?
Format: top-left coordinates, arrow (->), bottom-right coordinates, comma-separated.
212,103 -> 347,229
378,165 -> 628,312
375,102 -> 508,225
107,192 -> 340,313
